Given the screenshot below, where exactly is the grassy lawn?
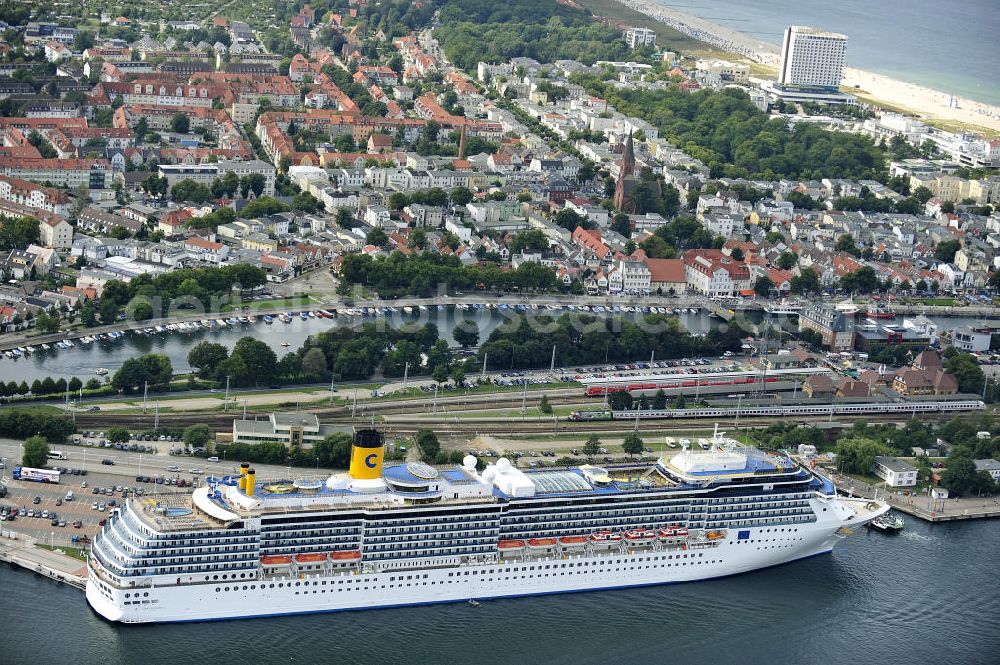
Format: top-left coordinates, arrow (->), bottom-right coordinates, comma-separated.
912,298 -> 960,307
37,544 -> 88,562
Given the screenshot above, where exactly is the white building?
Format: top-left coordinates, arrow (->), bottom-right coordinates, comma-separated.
364,205 -> 391,229
39,217 -> 73,249
873,456 -> 917,487
974,459 -> 1000,483
624,27 -> 657,49
952,326 -> 991,353
778,25 -> 848,89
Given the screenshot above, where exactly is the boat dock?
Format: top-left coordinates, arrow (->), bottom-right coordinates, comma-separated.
0,532 -> 87,590
831,472 -> 1000,522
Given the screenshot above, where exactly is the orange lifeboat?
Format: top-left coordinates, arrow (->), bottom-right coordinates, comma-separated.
261,555 -> 292,566
294,552 -> 327,563
527,537 -> 558,548
625,529 -> 656,542
559,535 -> 588,546
706,530 -> 726,541
498,539 -> 526,550
329,550 -> 362,561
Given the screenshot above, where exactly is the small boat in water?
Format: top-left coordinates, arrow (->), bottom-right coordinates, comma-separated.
868,512 -> 904,533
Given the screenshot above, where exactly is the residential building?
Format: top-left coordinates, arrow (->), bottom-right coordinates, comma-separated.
39,217 -> 73,249
799,303 -> 854,351
974,459 -> 1000,483
646,258 -> 686,295
624,27 -> 657,49
873,456 -> 918,487
682,250 -> 750,297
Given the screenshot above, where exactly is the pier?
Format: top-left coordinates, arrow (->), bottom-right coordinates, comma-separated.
0,532 -> 88,590
831,472 -> 1000,523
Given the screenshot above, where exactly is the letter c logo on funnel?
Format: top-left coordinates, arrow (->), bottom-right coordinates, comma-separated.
365,453 -> 378,468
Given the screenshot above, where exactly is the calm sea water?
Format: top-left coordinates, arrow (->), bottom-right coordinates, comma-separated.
661,0 -> 1000,105
1,518 -> 998,665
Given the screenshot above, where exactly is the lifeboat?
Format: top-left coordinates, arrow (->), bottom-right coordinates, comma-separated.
294,553 -> 327,564
658,528 -> 678,540
706,530 -> 726,541
498,539 -> 526,550
559,535 -> 588,546
675,528 -> 689,537
624,529 -> 656,542
260,555 -> 293,566
590,531 -> 612,542
329,550 -> 362,561
527,538 -> 558,549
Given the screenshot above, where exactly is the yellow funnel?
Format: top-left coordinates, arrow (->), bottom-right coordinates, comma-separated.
239,463 -> 250,491
245,468 -> 256,496
349,429 -> 385,480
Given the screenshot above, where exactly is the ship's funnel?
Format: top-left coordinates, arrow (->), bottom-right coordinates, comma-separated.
349,429 -> 385,480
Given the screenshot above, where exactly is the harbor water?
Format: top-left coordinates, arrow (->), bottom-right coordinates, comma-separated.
1,517 -> 997,665
1,307 -> 995,383
0,307 -> 716,382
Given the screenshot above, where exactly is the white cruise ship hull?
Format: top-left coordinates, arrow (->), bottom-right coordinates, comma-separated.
87,502 -> 873,624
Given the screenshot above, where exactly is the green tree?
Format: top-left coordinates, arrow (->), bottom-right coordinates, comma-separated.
777,251 -> 797,270
652,388 -> 667,409
231,337 -> 278,385
188,341 -> 229,379
790,268 -> 820,295
753,276 -> 773,296
34,311 -> 60,333
835,437 -> 891,475
112,354 -> 173,393
453,323 -> 479,348
622,432 -> 644,456
431,364 -> 450,385
183,424 -> 212,449
835,234 -> 858,254
22,435 -> 49,468
583,434 -> 600,457
415,428 -> 440,462
106,426 -> 131,444
311,433 -> 352,468
170,113 -> 190,134
934,239 -> 961,263
608,391 -> 633,411
538,394 -> 552,414
944,353 -> 984,394
301,347 -> 329,378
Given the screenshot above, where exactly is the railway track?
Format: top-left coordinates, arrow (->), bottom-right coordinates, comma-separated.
69,402 -> 982,435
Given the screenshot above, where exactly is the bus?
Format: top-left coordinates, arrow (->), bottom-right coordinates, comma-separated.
47,451 -> 68,460
12,467 -> 60,484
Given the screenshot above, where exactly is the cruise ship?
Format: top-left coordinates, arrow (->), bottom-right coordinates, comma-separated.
86,428 -> 888,623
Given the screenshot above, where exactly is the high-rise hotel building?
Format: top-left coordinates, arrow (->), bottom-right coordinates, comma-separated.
777,25 -> 848,90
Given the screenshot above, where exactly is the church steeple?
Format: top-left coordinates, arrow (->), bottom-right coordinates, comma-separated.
621,131 -> 635,177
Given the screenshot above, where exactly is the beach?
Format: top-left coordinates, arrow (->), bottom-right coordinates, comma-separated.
610,0 -> 1000,133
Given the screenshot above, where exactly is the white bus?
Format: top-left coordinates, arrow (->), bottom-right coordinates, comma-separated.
48,451 -> 68,460
12,467 -> 60,484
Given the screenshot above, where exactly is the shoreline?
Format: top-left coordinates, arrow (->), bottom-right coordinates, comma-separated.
608,0 -> 1000,133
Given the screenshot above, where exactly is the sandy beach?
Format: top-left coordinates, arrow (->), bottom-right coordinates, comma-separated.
611,0 -> 1000,133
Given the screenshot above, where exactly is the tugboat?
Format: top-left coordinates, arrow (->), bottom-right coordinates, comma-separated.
868,511 -> 904,533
